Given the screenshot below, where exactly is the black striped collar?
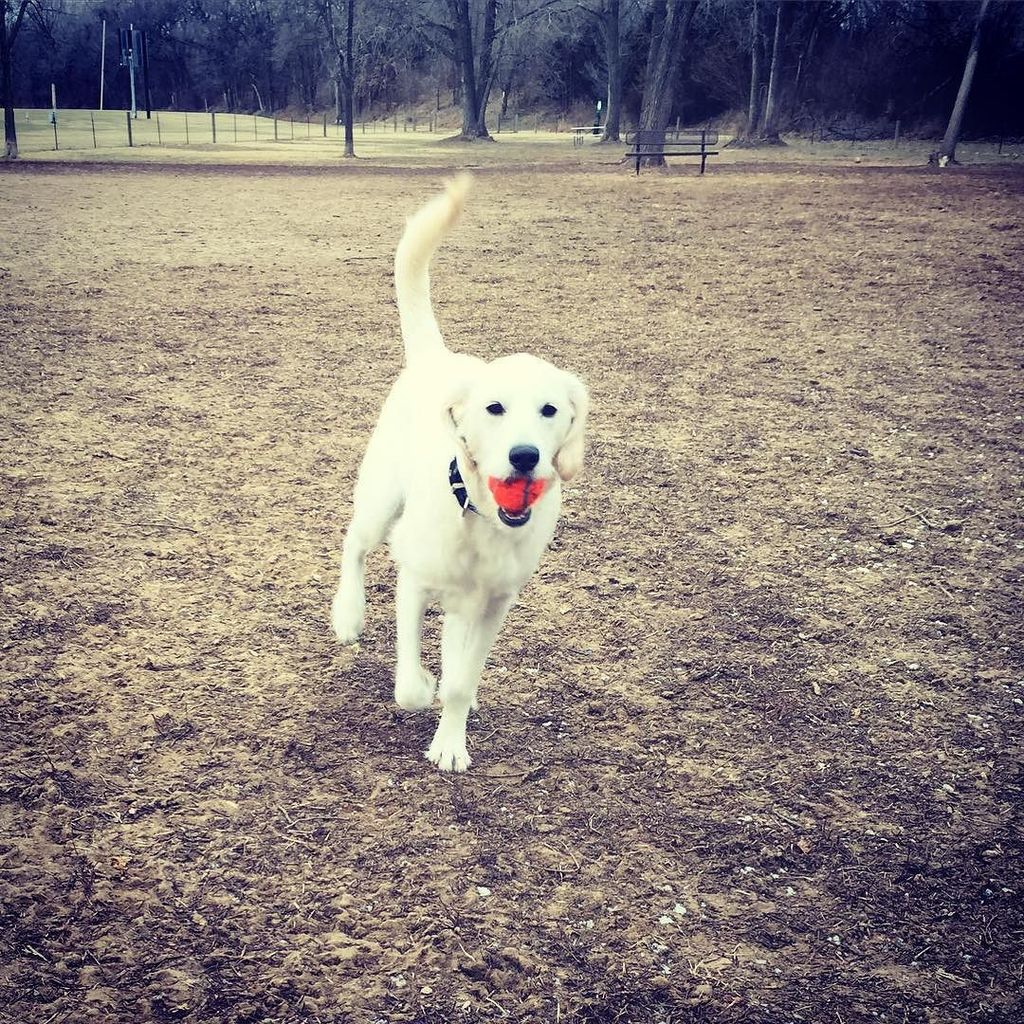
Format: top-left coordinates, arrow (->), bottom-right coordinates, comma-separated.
449,458 -> 480,517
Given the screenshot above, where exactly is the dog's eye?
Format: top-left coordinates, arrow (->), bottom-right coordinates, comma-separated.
540,404 -> 558,418
486,402 -> 505,416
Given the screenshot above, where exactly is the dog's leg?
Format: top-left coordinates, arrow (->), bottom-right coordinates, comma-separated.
393,570 -> 437,711
439,614 -> 478,712
427,597 -> 513,772
331,490 -> 399,645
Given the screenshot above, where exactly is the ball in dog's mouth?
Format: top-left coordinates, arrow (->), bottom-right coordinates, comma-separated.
488,475 -> 548,528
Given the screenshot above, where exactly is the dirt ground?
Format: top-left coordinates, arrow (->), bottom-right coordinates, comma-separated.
1,159 -> 1022,1024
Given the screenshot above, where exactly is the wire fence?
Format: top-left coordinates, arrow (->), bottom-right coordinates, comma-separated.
14,108 -> 455,154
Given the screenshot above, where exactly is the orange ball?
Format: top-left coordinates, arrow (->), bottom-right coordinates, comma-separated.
487,476 -> 548,513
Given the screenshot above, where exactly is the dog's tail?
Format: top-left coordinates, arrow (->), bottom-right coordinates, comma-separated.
394,173 -> 472,366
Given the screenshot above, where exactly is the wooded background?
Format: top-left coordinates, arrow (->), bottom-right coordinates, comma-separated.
8,1 -> 1024,140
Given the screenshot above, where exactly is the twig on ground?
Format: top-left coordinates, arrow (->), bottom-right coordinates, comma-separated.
268,825 -> 315,849
116,521 -> 199,534
883,508 -> 937,530
476,764 -> 547,782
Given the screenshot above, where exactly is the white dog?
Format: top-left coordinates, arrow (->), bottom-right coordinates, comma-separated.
330,175 -> 588,772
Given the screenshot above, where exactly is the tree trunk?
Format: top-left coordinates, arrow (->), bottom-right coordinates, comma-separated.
473,0 -> 497,136
937,0 -> 989,165
761,2 -> 782,137
642,0 -> 667,115
2,22 -> 17,159
323,0 -> 356,156
637,0 -> 696,166
746,0 -> 762,137
343,0 -> 355,156
2,1 -> 31,160
450,0 -> 490,139
600,0 -> 622,143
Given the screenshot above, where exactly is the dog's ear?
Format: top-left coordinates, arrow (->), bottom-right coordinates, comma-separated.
442,369 -> 477,466
554,371 -> 589,482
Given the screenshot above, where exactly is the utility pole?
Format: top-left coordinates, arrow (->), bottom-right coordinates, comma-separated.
99,19 -> 106,110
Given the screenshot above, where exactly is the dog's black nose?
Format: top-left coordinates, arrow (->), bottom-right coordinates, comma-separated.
509,445 -> 540,474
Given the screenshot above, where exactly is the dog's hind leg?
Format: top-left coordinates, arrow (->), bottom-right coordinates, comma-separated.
393,570 -> 437,711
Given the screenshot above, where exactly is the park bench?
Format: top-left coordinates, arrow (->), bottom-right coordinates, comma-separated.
624,128 -> 719,174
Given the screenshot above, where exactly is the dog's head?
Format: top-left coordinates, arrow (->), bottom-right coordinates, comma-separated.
447,353 -> 588,528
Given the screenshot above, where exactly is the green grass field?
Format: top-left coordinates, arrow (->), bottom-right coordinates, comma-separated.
14,108 -> 615,168
13,106 -> 1023,170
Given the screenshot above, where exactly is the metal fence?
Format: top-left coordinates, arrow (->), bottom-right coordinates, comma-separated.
14,108 -> 444,154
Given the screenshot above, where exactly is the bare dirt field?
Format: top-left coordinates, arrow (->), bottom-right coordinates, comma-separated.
1,158 -> 1022,1023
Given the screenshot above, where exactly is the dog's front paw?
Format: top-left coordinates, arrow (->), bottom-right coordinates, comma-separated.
331,587 -> 364,645
425,735 -> 472,773
394,664 -> 437,711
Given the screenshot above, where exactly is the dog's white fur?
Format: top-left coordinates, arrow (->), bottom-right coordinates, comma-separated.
330,175 -> 588,772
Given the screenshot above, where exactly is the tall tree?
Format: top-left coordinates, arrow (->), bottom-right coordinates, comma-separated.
598,0 -> 621,142
744,0 -> 763,137
937,0 -> 990,165
1,0 -> 31,159
449,0 -> 497,139
321,0 -> 357,156
636,0 -> 697,166
761,0 -> 783,138
420,0 -> 493,139
731,0 -> 785,146
426,1 -> 578,141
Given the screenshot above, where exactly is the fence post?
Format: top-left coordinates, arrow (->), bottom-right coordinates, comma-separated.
126,110 -> 133,147
91,112 -> 96,148
323,113 -> 327,138
211,111 -> 216,143
52,112 -> 58,151
893,119 -> 901,149
156,112 -> 161,145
